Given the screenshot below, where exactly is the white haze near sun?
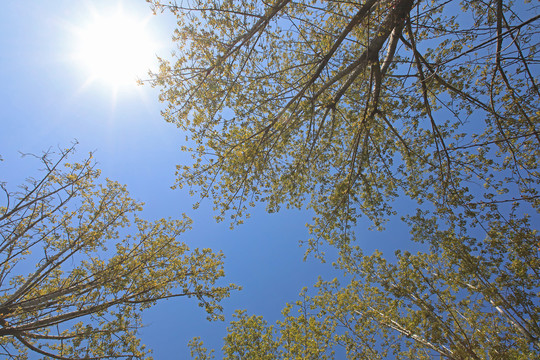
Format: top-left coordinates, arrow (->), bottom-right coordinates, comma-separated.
72,3 -> 159,90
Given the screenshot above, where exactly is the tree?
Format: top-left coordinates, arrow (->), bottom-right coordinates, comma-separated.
149,0 -> 539,357
188,234 -> 539,359
150,0 -> 539,253
0,145 -> 236,359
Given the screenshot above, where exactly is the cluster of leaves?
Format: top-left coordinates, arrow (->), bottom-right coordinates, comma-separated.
0,145 -> 237,359
150,0 -> 539,357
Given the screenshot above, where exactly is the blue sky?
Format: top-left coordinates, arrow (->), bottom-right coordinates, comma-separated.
0,1 -> 411,358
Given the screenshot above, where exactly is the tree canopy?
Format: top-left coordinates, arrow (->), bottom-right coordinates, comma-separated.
0,146 -> 236,359
150,0 -> 539,357
189,237 -> 539,359
151,0 -> 539,251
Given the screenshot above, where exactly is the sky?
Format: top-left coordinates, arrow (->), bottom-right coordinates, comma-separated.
0,1 -> 411,358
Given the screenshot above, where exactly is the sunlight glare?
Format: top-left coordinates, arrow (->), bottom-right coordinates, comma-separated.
76,8 -> 156,88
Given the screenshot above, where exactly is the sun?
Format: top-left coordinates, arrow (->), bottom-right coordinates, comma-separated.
75,6 -> 157,89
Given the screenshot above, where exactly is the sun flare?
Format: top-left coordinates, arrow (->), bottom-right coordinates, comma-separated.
75,7 -> 156,88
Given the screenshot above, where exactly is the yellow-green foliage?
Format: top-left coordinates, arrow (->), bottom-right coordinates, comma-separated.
151,0 -> 539,357
0,145 -> 237,359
